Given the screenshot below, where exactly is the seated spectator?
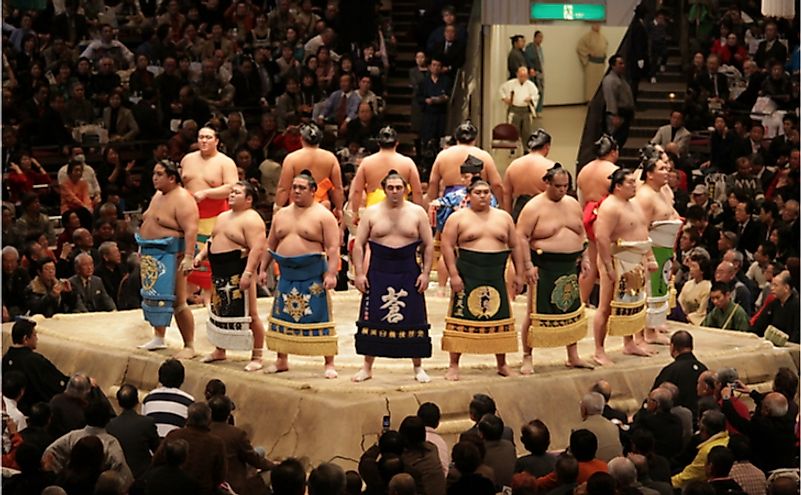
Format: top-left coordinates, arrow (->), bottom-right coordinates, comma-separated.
705,446 -> 746,495
3,442 -> 57,495
95,241 -> 123,306
460,394 -> 514,443
760,62 -> 793,110
194,59 -> 235,112
608,456 -> 660,495
686,206 -> 722,260
702,281 -> 750,331
1,319 -> 67,414
309,463 -> 347,495
103,92 -> 140,142
3,370 -> 28,432
137,439 -> 200,494
142,359 -> 194,437
536,429 -> 608,492
220,111 -> 248,154
545,454 -> 580,495
271,458 -> 307,495
80,24 -> 134,69
24,258 -> 81,318
727,435 -> 766,495
69,253 -> 116,312
751,269 -> 799,342
152,402 -> 227,495
418,402 -> 449,476
727,157 -> 763,199
430,25 -> 466,76
692,54 -> 729,107
355,75 -> 383,116
755,22 -> 787,69
208,395 -> 273,494
54,436 -> 106,494
573,393 -> 622,462
651,110 -> 691,157
633,388 -> 683,460
448,441 -> 495,495
316,73 -> 361,134
630,429 -> 671,484
20,402 -> 56,454
768,115 -> 799,165
627,453 -> 672,495
44,399 -> 132,485
89,57 -> 123,108
3,246 -> 31,319
6,152 -> 52,204
478,414 -> 516,489
359,430 -> 409,495
16,193 -> 56,245
515,419 -> 556,477
671,410 -> 729,489
168,119 -> 199,162
231,57 -> 264,108
590,380 -> 629,425
106,383 -> 160,479
117,253 -> 142,310
714,262 -> 753,316
47,373 -> 96,438
345,102 -> 381,149
718,33 -> 748,72
399,416 -> 446,495
60,159 -> 93,215
678,255 -> 712,325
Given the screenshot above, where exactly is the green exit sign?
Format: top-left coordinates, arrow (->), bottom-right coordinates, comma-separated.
531,3 -> 606,21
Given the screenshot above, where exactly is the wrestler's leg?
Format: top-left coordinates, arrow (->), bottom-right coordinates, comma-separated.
506,263 -> 517,302
412,358 -> 430,383
496,354 -> 515,377
445,352 -> 460,381
565,343 -> 594,369
245,284 -> 264,372
592,261 -> 614,366
579,241 -> 599,305
324,355 -> 337,379
520,288 -> 534,375
353,356 -> 375,382
139,325 -> 168,350
173,270 -> 196,359
436,254 -> 449,296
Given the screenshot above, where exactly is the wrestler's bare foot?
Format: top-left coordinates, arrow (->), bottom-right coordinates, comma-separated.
138,337 -> 167,351
414,368 -> 431,383
265,357 -> 289,374
497,365 -> 516,377
623,341 -> 654,357
352,368 -> 372,382
592,352 -> 614,366
657,323 -> 670,334
520,355 -> 534,375
445,365 -> 460,381
565,358 -> 595,369
324,366 -> 338,379
244,359 -> 263,372
201,349 -> 227,363
644,328 -> 670,345
173,347 -> 196,360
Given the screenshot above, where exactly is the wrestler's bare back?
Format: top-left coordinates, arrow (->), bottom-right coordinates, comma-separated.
431,145 -> 498,190
140,188 -> 196,239
180,150 -> 237,194
449,208 -> 513,251
269,203 -> 335,256
504,153 -> 554,199
635,184 -> 681,224
577,159 -> 619,206
597,195 -> 650,242
209,209 -> 265,254
364,201 -> 428,248
285,147 -> 339,185
359,152 -> 420,193
520,194 -> 585,252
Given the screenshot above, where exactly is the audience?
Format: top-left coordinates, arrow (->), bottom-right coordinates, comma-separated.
106,384 -> 160,479
141,359 -> 194,438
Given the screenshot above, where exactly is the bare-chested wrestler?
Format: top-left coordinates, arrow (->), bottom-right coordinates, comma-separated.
136,160 -> 199,359
349,127 -> 424,220
517,164 -> 593,374
577,134 -> 619,304
593,168 -> 658,365
259,171 -> 340,378
502,128 -> 555,221
634,145 -> 682,346
180,125 -> 238,299
351,171 -> 434,383
194,181 -> 267,371
275,123 -> 344,220
441,178 -> 525,380
426,121 -> 503,202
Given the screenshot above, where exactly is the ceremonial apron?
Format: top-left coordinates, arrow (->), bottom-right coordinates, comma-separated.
646,220 -> 683,328
355,241 -> 431,358
267,252 -> 337,356
136,234 -> 185,328
188,197 -> 229,290
607,239 -> 651,337
206,247 -> 253,351
442,249 -> 517,354
528,249 -> 588,348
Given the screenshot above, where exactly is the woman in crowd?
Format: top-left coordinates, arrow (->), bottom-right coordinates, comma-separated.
678,255 -> 712,325
59,160 -> 93,215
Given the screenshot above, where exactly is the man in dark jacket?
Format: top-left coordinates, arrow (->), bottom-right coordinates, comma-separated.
107,384 -> 160,479
633,388 -> 684,460
651,331 -> 708,422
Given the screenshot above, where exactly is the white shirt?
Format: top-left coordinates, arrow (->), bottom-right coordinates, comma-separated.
499,78 -> 540,107
2,397 -> 27,432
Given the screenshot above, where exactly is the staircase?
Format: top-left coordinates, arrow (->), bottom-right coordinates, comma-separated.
618,43 -> 686,169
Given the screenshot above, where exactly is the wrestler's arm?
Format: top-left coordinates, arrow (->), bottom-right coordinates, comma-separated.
193,239 -> 210,267
408,160 -> 424,207
441,212 -> 462,292
484,158 -> 505,205
259,216 -> 279,282
329,158 -> 344,220
177,193 -> 199,261
506,213 -> 526,294
321,209 -> 340,289
416,206 -> 434,292
196,159 -> 239,201
426,159 -> 441,202
274,159 -> 295,208
568,198 -> 587,238
349,164 -> 366,217
351,207 -> 371,292
515,204 -> 538,283
501,165 -> 514,214
241,213 -> 267,290
594,205 -> 616,280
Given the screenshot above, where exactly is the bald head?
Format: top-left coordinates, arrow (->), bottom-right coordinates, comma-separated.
762,392 -> 789,418
516,66 -> 529,82
715,261 -> 736,283
591,380 -> 612,401
659,382 -> 680,401
649,388 -> 673,412
608,457 -> 637,487
388,473 -> 416,495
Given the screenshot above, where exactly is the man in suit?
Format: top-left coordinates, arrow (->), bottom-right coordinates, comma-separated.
315,73 -> 361,135
430,25 -> 465,76
69,253 -> 116,312
591,380 -> 629,425
525,30 -> 545,114
632,388 -> 683,460
755,22 -> 787,68
693,54 -> 729,101
106,384 -> 160,479
733,201 -> 761,255
651,110 -> 691,157
96,241 -> 124,306
208,395 -> 273,495
732,61 -> 766,111
479,414 -> 516,489
575,392 -> 623,462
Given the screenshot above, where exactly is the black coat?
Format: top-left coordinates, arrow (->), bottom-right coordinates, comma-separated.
107,409 -> 161,478
1,346 -> 67,415
633,410 -> 684,460
721,398 -> 796,473
651,352 -> 708,421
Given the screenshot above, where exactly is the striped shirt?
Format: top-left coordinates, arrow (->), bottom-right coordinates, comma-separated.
141,387 -> 195,437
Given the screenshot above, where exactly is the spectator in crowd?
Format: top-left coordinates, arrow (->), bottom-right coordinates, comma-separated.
630,429 -> 671,483
95,241 -> 124,306
536,429 -> 608,492
761,61 -> 794,111
590,380 -> 628,425
24,258 -> 81,318
69,252 -> 116,312
53,435 -> 106,494
751,270 -> 799,342
460,394 -> 514,443
60,158 -> 93,215
507,34 -> 527,79
138,439 -> 200,494
106,384 -> 160,479
208,394 -> 273,494
602,55 -> 635,147
705,446 -> 745,495
317,73 -> 360,134
478,414 -> 516,489
515,419 -> 556,477
3,441 -> 57,495
309,463 -> 347,495
755,21 -> 787,68
418,402 -> 449,477
671,410 -> 729,489
678,255 -> 712,325
703,281 -> 750,331
5,152 -> 52,204
152,402 -> 227,495
345,102 -> 381,149
16,193 -> 56,245
399,416 -> 446,495
608,456 -> 660,495
651,330 -> 708,421
417,57 -> 451,145
727,435 -> 767,495
80,24 -> 135,69
2,246 -> 31,319
574,392 -> 622,462
271,458 -> 307,495
632,388 -> 683,460
103,92 -> 140,142
448,441 -> 495,495
431,25 -> 465,76
2,370 -> 27,433
141,359 -> 194,438
651,110 -> 691,157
